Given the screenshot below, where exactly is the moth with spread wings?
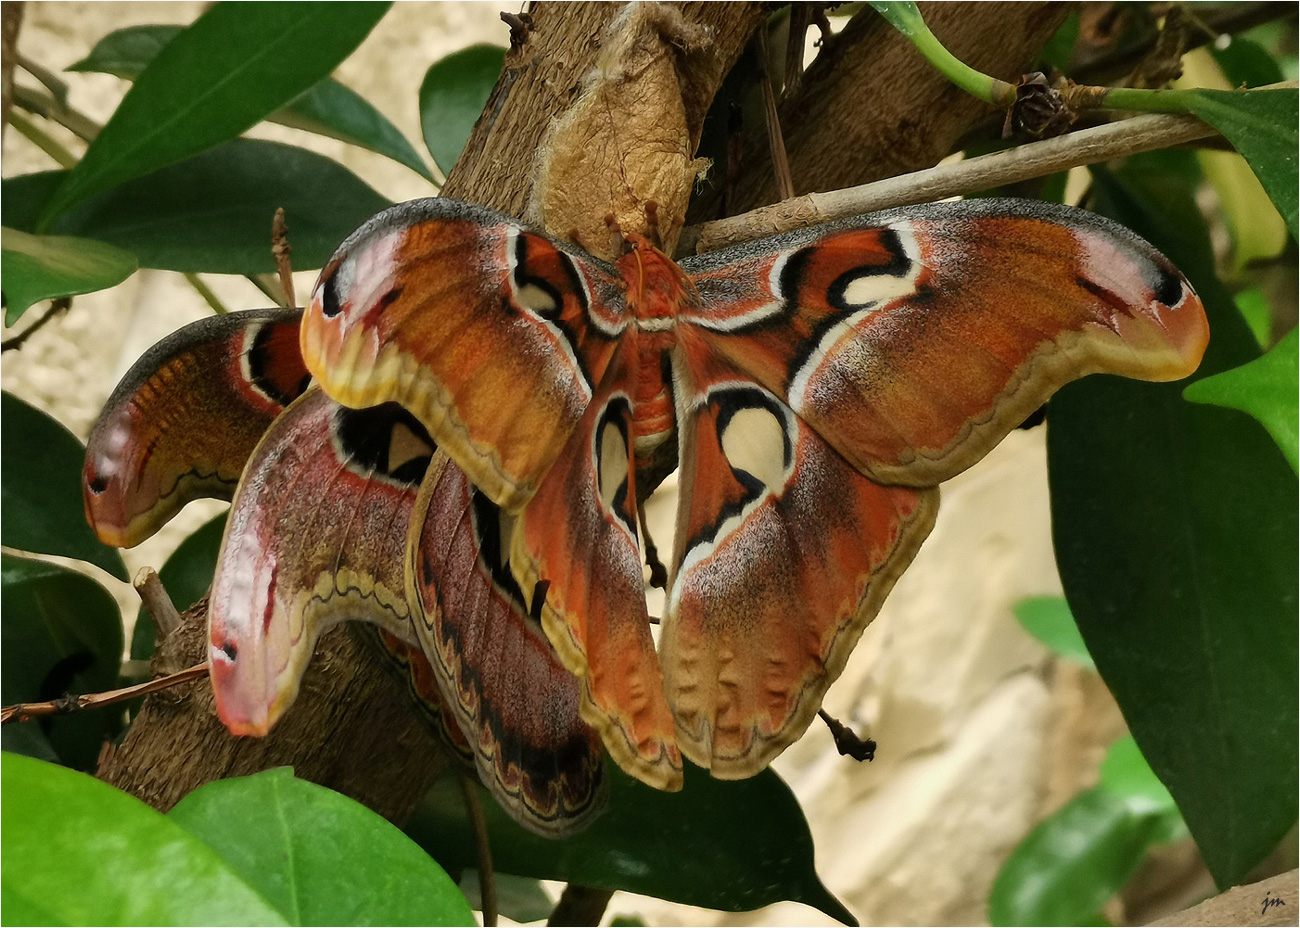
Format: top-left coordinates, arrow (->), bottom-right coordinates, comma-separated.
297,196 -> 1209,792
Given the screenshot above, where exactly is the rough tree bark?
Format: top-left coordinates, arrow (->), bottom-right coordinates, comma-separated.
98,1 -> 1067,824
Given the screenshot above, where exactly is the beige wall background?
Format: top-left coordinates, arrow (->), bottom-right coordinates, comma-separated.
3,4 -> 1224,925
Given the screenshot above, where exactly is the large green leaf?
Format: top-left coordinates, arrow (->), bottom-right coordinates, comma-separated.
1,752 -> 288,925
1,392 -> 128,580
1176,89 -> 1298,238
1,228 -> 136,324
69,23 -> 432,182
408,763 -> 855,925
989,788 -> 1157,926
132,513 -> 226,662
6,141 -> 391,274
989,738 -> 1187,926
419,44 -> 505,175
1184,328 -> 1299,473
170,768 -> 474,926
38,4 -> 391,225
1047,165 -> 1298,887
1,555 -> 124,771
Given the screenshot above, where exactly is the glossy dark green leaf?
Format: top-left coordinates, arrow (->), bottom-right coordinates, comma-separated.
1048,164 -> 1298,887
407,763 -> 855,925
67,23 -> 178,78
1,392 -> 128,580
1176,88 -> 1299,238
70,24 -> 432,181
1,555 -> 124,771
132,513 -> 226,662
1184,328 -> 1298,473
1,228 -> 136,324
38,4 -> 391,225
5,141 -> 391,274
988,788 -> 1159,926
1,752 -> 288,925
170,768 -> 473,926
1013,596 -> 1093,667
419,44 -> 505,175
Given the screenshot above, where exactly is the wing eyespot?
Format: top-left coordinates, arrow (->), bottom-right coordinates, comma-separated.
321,275 -> 343,318
1153,267 -> 1185,307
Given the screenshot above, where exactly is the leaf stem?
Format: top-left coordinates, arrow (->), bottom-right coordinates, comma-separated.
8,109 -> 78,168
183,272 -> 230,315
868,2 -> 1017,107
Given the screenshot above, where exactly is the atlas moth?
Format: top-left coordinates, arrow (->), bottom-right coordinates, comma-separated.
83,196 -> 1208,834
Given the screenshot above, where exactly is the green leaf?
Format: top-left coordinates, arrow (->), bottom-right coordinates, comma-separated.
1,752 -> 288,926
1197,149 -> 1287,273
1,392 -> 128,580
1184,328 -> 1299,473
275,79 -> 433,182
419,44 -> 505,175
1234,288 -> 1273,347
169,768 -> 474,927
1178,89 -> 1299,238
1047,164 -> 1298,888
1,227 -> 136,324
1,555 -> 124,771
988,788 -> 1160,926
5,141 -> 392,275
1099,737 -> 1172,813
68,23 -> 178,78
70,24 -> 432,182
409,763 -> 855,925
132,513 -> 226,662
1012,596 -> 1094,667
38,4 -> 391,225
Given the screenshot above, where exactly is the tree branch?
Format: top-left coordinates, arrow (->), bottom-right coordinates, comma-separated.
681,108 -> 1213,254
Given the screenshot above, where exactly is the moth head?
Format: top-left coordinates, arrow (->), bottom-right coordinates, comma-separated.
208,555 -> 311,738
1073,225 -> 1210,381
616,233 -> 700,316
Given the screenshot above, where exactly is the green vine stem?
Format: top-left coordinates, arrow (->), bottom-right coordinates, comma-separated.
868,2 -> 1018,107
8,109 -> 78,168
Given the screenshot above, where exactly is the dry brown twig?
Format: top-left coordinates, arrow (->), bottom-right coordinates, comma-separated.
679,79 -> 1298,256
1,663 -> 210,725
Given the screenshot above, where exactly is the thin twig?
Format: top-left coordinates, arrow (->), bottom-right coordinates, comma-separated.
1,663 -> 209,725
680,108 -> 1218,255
1,2 -> 24,137
12,82 -> 100,142
183,272 -> 230,315
8,108 -> 77,167
134,567 -> 181,641
756,29 -> 795,202
247,272 -> 288,307
272,208 -> 296,309
457,771 -> 497,928
2,297 -> 69,351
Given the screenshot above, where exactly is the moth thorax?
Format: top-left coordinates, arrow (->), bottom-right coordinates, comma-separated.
618,235 -> 699,330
